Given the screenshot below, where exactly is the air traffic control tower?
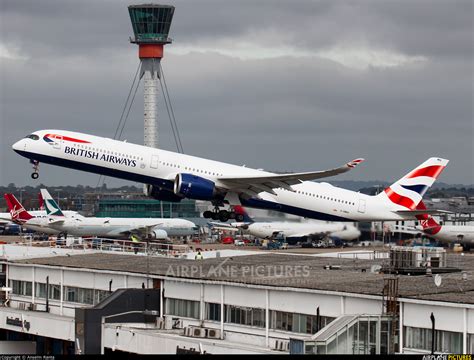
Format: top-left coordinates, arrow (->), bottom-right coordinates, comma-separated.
128,4 -> 175,149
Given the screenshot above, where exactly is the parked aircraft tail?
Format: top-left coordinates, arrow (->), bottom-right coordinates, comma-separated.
414,201 -> 442,235
40,189 -> 65,217
4,194 -> 33,223
233,205 -> 255,223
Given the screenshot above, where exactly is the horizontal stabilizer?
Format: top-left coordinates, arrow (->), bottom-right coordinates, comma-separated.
394,209 -> 452,216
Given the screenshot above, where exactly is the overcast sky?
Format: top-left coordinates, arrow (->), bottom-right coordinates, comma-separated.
0,0 -> 472,187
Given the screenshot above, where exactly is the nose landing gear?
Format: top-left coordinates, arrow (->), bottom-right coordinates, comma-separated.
30,160 -> 40,179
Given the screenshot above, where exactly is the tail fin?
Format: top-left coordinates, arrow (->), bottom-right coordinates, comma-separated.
234,205 -> 254,223
38,192 -> 44,210
40,189 -> 65,217
414,201 -> 442,235
4,194 -> 33,223
378,157 -> 449,210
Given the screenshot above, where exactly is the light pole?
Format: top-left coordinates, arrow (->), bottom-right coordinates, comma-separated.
100,309 -> 159,354
19,188 -> 24,204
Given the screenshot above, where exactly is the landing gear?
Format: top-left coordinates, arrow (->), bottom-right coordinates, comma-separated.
203,207 -> 243,222
30,160 -> 40,179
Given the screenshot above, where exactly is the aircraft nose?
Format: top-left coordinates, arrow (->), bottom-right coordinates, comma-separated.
12,139 -> 24,152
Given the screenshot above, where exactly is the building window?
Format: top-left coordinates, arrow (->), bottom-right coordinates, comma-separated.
94,290 -> 111,305
469,334 -> 474,355
35,283 -> 47,298
64,286 -> 94,305
10,280 -> 32,297
206,302 -> 221,322
225,305 -> 265,328
271,310 -> 334,334
404,326 -> 462,354
50,284 -> 61,300
167,298 -> 200,319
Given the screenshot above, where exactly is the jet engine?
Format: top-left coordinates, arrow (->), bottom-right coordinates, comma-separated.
174,174 -> 216,201
146,184 -> 183,202
149,229 -> 168,240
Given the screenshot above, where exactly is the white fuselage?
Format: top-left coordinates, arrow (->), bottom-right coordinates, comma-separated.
246,221 -> 361,241
46,213 -> 196,238
13,130 -> 419,222
426,225 -> 474,246
0,210 -> 76,225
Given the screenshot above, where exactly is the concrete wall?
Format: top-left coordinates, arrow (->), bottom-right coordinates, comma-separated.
403,303 -> 469,333
0,307 -> 75,342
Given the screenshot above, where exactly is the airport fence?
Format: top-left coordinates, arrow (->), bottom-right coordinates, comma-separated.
10,237 -> 190,258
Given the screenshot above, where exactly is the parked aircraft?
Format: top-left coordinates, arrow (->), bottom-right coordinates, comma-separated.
3,192 -> 196,240
210,206 -> 361,244
13,130 -> 448,222
3,194 -> 60,235
39,188 -> 197,239
394,201 -> 473,247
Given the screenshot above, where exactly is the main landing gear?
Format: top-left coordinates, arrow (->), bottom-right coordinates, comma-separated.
30,160 -> 40,179
203,207 -> 245,222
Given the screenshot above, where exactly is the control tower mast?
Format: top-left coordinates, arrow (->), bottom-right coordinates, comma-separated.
128,4 -> 175,149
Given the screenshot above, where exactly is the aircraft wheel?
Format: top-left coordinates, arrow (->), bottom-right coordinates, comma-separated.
203,211 -> 213,219
235,214 -> 244,222
211,212 -> 219,221
31,172 -> 39,179
228,211 -> 236,220
218,210 -> 230,222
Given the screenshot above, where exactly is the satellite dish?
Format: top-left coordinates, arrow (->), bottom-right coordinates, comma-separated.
434,274 -> 442,287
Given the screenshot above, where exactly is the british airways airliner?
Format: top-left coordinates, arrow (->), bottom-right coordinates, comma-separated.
12,130 -> 448,222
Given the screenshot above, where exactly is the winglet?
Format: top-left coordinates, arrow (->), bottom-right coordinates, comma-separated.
346,158 -> 365,169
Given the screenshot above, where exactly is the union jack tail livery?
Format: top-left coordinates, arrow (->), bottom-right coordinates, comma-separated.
4,194 -> 33,224
378,157 -> 449,210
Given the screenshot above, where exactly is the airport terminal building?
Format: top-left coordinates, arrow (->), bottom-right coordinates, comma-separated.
0,245 -> 473,355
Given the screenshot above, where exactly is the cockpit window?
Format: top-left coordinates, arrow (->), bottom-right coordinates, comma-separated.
25,134 -> 39,140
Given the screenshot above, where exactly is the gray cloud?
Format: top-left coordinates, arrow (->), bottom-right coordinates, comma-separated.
0,0 -> 472,187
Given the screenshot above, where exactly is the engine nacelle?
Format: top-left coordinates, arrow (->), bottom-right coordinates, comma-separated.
147,185 -> 183,202
174,173 -> 216,200
150,229 -> 168,240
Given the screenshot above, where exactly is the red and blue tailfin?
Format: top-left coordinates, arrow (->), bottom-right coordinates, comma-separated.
377,157 -> 449,210
234,206 -> 254,223
4,194 -> 34,224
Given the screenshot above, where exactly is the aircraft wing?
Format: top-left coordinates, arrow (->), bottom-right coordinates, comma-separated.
218,159 -> 364,196
391,225 -> 422,234
208,222 -> 246,232
290,230 -> 333,238
118,223 -> 164,236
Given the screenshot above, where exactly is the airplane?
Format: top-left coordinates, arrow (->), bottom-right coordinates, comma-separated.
393,201 -> 474,247
209,206 -> 361,245
3,194 -> 61,235
12,130 -> 449,223
38,188 -> 197,240
0,192 -> 77,226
